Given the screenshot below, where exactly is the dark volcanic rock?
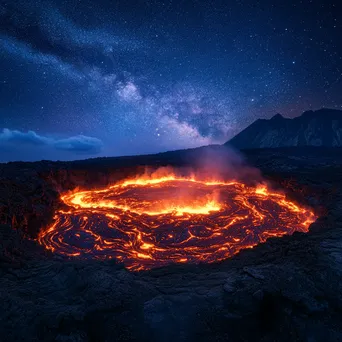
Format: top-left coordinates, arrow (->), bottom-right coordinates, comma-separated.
227,108 -> 342,149
1,146 -> 342,341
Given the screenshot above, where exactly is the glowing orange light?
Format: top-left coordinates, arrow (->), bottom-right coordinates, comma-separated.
38,172 -> 317,270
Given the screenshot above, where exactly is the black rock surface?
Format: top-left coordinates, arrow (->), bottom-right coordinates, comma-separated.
1,146 -> 342,341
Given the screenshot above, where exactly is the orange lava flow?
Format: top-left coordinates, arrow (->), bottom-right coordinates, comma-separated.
38,174 -> 317,271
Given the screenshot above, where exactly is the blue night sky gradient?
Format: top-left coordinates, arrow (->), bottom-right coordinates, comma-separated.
0,0 -> 341,161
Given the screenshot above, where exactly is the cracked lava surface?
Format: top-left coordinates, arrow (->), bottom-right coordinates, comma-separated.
38,174 -> 317,271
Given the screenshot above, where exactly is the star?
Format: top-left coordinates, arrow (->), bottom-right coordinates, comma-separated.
0,0 -> 340,162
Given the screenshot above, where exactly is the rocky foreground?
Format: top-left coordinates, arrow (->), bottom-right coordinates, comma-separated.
1,146 -> 342,341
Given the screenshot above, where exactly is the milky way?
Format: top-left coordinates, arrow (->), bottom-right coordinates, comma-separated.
0,0 -> 341,161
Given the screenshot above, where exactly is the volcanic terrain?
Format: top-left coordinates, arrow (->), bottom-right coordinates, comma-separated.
1,145 -> 342,341
228,108 -> 342,149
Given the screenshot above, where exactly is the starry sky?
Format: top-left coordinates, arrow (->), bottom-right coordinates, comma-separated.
0,0 -> 341,162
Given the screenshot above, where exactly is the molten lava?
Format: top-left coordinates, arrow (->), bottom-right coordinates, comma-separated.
38,174 -> 317,270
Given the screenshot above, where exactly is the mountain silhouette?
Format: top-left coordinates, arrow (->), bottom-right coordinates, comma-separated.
226,108 -> 342,149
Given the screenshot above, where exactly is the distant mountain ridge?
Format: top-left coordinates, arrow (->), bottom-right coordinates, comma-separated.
226,108 -> 342,149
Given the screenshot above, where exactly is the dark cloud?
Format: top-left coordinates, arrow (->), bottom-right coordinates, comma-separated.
0,128 -> 50,145
0,128 -> 103,154
54,135 -> 103,153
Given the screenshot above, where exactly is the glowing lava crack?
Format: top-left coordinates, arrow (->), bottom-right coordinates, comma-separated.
38,175 -> 317,270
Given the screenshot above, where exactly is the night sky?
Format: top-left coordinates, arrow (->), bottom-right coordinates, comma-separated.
0,0 -> 341,162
